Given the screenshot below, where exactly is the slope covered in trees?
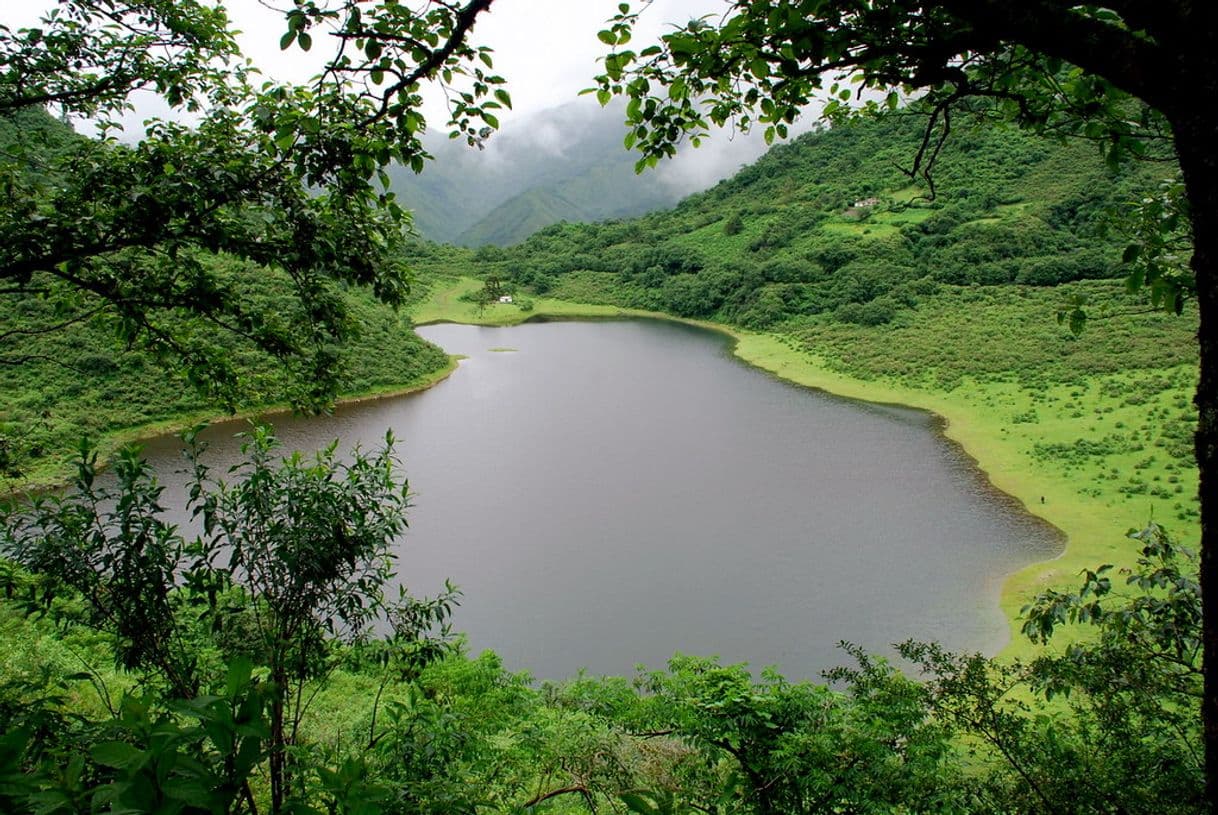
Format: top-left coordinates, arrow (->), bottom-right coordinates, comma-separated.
0,108 -> 450,484
483,110 -> 1170,328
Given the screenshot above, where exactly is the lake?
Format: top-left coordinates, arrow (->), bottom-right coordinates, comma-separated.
136,319 -> 1062,680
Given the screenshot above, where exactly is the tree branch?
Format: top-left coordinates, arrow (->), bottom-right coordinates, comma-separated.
360,0 -> 496,128
520,784 -> 593,809
936,0 -> 1172,111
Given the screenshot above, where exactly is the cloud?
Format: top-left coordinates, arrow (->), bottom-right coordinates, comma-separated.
656,118 -> 821,196
2,0 -> 731,132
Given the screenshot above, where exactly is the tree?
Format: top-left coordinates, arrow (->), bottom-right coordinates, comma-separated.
902,522 -> 1204,813
0,0 -> 506,408
1,427 -> 459,814
635,653 -> 957,814
587,1 -> 1218,801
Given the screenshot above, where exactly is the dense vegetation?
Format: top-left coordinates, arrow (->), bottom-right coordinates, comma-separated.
0,110 -> 451,485
4,87 -> 1205,809
479,111 -> 1169,330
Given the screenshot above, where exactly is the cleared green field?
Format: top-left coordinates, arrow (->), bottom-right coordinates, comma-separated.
819,220 -> 903,238
411,276 -> 660,326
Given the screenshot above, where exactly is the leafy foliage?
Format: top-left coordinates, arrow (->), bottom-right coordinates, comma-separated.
1,0 -> 504,410
903,523 -> 1203,814
1,428 -> 458,813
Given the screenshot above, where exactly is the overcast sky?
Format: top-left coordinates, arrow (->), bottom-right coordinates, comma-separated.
3,0 -> 792,191
2,0 -> 727,125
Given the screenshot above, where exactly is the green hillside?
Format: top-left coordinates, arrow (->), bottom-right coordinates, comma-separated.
455,160 -> 677,246
480,111 -> 1167,329
455,187 -> 585,247
0,109 -> 452,485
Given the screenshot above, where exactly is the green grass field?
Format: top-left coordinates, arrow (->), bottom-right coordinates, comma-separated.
410,276 -> 662,326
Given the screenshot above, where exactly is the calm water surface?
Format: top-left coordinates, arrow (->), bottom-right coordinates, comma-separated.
138,319 -> 1061,679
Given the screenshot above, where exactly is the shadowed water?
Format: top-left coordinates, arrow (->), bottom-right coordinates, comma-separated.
136,319 -> 1062,680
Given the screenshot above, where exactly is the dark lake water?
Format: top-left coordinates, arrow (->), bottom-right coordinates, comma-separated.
136,319 -> 1061,680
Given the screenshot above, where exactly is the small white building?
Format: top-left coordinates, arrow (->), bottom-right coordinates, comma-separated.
498,295 -> 514,304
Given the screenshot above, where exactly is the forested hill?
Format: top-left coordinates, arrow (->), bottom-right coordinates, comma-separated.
0,108 -> 451,483
464,109 -> 1171,333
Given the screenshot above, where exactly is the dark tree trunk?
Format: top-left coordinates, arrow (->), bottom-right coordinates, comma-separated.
1173,108 -> 1218,811
269,664 -> 287,815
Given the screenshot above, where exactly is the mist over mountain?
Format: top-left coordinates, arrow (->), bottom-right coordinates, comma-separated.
390,98 -> 776,246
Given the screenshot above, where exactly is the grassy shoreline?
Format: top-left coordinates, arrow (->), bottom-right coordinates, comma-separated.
4,355 -> 461,494
410,276 -> 1197,661
9,272 -> 1189,663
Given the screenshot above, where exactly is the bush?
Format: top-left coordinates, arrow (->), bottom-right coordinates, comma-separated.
835,296 -> 899,325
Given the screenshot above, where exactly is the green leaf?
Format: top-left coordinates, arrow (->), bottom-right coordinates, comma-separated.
279,31 -> 296,50
226,657 -> 253,698
162,779 -> 214,808
598,30 -> 617,46
91,741 -> 145,770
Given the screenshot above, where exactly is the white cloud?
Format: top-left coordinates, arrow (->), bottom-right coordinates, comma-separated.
5,0 -> 823,192
1,1 -> 725,126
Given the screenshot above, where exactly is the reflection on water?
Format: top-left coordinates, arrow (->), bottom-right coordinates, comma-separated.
135,319 -> 1062,680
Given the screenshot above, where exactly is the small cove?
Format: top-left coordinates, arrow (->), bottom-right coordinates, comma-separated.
135,319 -> 1063,679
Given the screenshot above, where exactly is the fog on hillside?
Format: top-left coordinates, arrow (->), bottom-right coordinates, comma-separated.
390,97 -> 806,246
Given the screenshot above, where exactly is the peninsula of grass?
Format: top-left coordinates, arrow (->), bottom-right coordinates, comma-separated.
410,275 -> 660,326
410,275 -> 1199,663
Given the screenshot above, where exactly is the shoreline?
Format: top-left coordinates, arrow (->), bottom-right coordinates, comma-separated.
407,277 -> 1137,662
3,354 -> 462,495
10,275 -> 1172,664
